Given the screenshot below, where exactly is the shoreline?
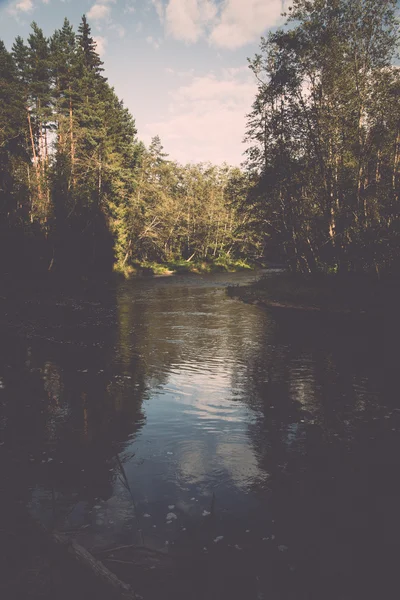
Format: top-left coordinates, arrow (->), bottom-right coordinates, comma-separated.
114,258 -> 255,278
0,260 -> 257,300
227,272 -> 399,320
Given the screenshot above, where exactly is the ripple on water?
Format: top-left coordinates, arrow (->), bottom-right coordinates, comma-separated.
8,271 -> 393,600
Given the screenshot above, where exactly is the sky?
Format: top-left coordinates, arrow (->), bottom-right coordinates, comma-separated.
0,0 -> 288,165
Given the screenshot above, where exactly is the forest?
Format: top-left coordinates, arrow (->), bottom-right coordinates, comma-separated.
0,0 -> 399,280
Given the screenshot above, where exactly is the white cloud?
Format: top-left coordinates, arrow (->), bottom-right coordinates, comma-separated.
163,67 -> 195,78
124,1 -> 135,13
93,35 -> 108,55
210,0 -> 285,49
143,67 -> 256,165
151,0 -> 165,21
152,0 -> 287,48
87,3 -> 111,21
146,35 -> 161,49
135,21 -> 143,32
42,0 -> 50,4
7,0 -> 34,15
165,0 -> 217,43
110,23 -> 126,37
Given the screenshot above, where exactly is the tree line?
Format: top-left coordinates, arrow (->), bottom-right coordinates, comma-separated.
1,0 -> 399,280
0,16 -> 257,279
245,0 -> 400,275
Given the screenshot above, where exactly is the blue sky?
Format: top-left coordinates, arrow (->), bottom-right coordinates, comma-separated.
0,0 -> 288,165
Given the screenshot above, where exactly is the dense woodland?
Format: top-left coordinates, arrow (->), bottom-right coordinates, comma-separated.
0,0 -> 399,279
0,15 -> 257,278
245,0 -> 400,275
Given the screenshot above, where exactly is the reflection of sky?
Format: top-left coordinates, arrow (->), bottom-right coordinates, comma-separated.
117,355 -> 265,497
100,286 -> 270,547
90,351 -> 270,551
139,365 -> 263,490
19,273 -> 389,564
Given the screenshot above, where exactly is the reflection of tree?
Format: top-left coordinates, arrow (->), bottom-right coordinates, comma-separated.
2,277 -> 396,599
115,278 -> 264,385
0,288 -> 148,524
238,309 -> 395,599
1,278 -> 255,507
2,278 -> 258,520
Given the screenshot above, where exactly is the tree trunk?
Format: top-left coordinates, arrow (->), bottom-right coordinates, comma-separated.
69,96 -> 75,187
27,108 -> 43,212
28,516 -> 139,600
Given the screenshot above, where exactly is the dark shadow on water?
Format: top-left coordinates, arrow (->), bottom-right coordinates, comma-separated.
0,274 -> 399,599
240,309 -> 399,600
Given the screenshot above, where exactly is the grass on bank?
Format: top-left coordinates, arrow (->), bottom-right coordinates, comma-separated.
114,256 -> 253,278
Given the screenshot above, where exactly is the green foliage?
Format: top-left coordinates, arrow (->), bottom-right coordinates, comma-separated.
1,16 -> 145,276
2,4 -> 399,280
245,0 -> 400,275
0,16 -> 256,279
0,39 -> 28,250
127,257 -> 252,277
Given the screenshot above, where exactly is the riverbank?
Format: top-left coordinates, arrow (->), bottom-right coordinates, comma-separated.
115,257 -> 253,278
227,271 -> 400,319
0,258 -> 254,299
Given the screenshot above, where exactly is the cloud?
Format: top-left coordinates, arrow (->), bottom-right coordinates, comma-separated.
152,0 -> 287,48
93,35 -> 108,55
87,3 -> 111,21
146,35 -> 161,49
143,67 -> 256,165
164,67 -> 196,78
124,1 -> 135,13
7,0 -> 34,15
110,23 -> 126,37
209,0 -> 286,49
151,0 -> 164,21
164,0 -> 217,43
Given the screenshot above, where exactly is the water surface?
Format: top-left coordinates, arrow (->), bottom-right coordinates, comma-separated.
0,272 -> 398,599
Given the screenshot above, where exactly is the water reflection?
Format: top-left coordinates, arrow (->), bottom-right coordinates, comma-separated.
0,273 -> 398,600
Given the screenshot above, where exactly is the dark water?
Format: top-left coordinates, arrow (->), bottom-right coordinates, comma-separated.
0,272 -> 399,599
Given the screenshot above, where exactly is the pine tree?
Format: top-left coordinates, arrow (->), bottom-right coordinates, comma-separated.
77,14 -> 104,77
104,90 -> 141,272
11,36 -> 29,85
0,41 -> 30,273
0,41 -> 27,222
16,23 -> 53,226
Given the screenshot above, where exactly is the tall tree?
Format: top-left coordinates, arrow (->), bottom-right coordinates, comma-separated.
245,0 -> 400,274
77,14 -> 104,76
0,41 -> 27,230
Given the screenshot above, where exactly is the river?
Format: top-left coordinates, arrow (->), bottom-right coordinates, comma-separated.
0,271 -> 398,599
